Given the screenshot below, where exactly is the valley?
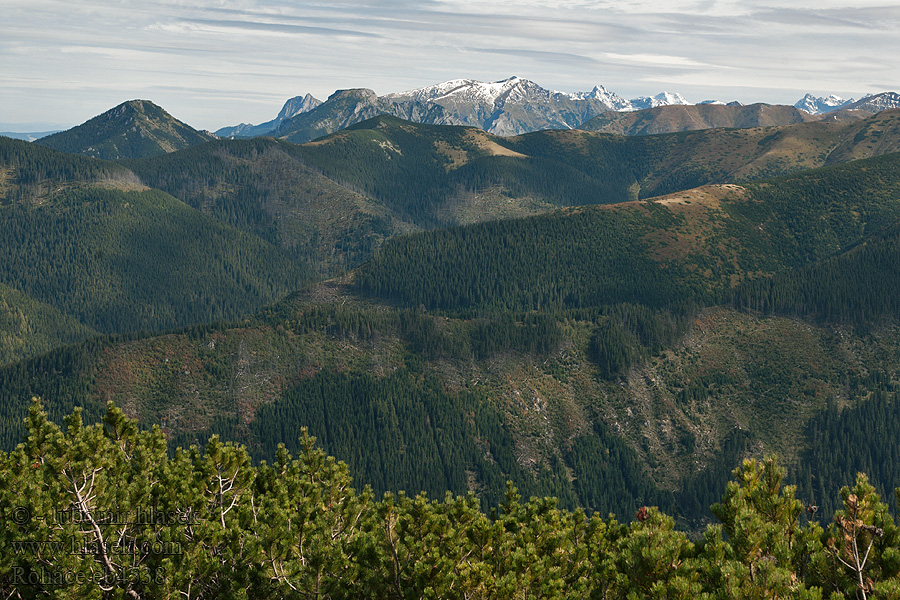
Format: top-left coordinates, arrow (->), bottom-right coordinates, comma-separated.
2,100 -> 900,532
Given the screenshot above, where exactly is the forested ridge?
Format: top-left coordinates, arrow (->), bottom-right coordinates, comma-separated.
0,186 -> 311,333
124,138 -> 410,276
357,152 -> 900,315
0,136 -> 315,359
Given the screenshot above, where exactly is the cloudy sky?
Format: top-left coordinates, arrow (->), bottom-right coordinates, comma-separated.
1,0 -> 897,131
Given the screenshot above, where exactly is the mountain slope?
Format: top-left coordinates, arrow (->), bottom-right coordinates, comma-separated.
356,151 -> 900,313
36,100 -> 216,159
578,103 -> 824,135
0,137 -> 312,335
124,137 -> 418,276
5,152 -> 900,527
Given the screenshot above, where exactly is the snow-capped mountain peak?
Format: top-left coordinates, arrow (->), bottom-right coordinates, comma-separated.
794,93 -> 854,115
626,92 -> 690,111
386,76 -> 550,106
568,85 -> 631,110
386,77 -> 693,114
845,92 -> 900,112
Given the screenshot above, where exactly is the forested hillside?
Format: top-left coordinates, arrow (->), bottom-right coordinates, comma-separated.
35,100 -> 216,160
357,152 -> 900,313
0,282 -> 97,367
0,137 -> 313,338
124,138 -> 416,275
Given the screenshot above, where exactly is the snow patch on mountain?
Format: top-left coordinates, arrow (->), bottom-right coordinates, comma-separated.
845,92 -> 900,113
626,92 -> 690,111
567,85 -> 632,110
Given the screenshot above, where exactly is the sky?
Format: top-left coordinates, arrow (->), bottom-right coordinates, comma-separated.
1,0 -> 898,131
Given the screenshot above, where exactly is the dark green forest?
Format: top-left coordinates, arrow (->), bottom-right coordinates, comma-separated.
0,137 -> 313,338
0,187 -> 310,333
357,152 -> 900,314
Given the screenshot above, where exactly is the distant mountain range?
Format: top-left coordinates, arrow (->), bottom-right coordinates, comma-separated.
12,79 -> 900,161
219,76 -> 697,140
793,91 -> 900,115
215,77 -> 900,144
0,130 -> 61,142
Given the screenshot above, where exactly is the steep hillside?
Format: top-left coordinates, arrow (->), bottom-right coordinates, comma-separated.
124,138 -> 418,276
0,137 -> 312,336
36,100 -> 216,160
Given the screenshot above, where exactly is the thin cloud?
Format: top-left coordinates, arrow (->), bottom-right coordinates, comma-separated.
173,18 -> 381,38
469,48 -> 604,69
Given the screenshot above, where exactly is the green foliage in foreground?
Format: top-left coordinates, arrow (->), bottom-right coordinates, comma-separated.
4,402 -> 900,599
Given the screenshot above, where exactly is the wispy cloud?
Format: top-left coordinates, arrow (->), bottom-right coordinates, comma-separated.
168,18 -> 381,38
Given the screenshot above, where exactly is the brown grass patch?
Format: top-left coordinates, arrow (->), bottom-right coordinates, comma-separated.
465,130 -> 528,158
